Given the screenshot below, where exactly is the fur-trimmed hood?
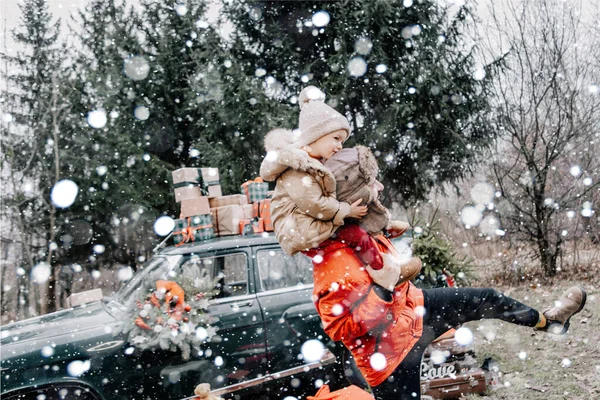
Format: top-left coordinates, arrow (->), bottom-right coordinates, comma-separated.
259,128 -> 337,195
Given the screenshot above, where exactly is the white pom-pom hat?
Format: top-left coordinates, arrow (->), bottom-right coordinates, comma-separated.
296,85 -> 351,147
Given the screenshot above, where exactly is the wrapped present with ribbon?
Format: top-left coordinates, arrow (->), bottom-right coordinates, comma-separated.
173,214 -> 214,246
239,218 -> 264,236
258,199 -> 273,231
240,177 -> 269,203
210,204 -> 245,236
208,194 -> 248,208
172,167 -> 222,198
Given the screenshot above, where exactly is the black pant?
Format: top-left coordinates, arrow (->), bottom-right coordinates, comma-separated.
370,288 -> 540,399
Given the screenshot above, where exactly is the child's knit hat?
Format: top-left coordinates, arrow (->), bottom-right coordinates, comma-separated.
325,146 -> 391,234
296,86 -> 351,147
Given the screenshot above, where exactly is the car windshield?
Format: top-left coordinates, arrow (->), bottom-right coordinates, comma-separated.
115,255 -> 183,306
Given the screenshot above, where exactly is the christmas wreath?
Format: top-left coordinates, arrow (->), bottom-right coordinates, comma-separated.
120,276 -> 219,360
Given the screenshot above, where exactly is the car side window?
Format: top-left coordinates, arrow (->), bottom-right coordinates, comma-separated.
257,249 -> 313,291
179,253 -> 248,299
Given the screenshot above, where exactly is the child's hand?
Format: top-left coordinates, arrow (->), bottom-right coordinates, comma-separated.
348,199 -> 368,219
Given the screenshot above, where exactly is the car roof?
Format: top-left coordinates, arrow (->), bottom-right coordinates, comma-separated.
158,232 -> 281,255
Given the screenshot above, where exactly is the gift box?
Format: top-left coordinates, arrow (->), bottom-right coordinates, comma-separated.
206,184 -> 222,198
174,185 -> 203,203
210,204 -> 245,236
209,194 -> 248,208
180,197 -> 210,218
173,215 -> 214,245
189,214 -> 214,241
241,178 -> 269,203
172,167 -> 221,197
239,218 -> 265,236
258,199 -> 273,231
242,204 -> 254,220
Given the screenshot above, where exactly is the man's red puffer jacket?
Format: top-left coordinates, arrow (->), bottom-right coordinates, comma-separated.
309,234 -> 424,387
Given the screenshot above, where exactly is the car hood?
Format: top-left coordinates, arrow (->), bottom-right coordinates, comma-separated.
1,301 -> 118,349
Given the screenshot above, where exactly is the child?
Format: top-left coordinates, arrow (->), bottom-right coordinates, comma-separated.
260,86 -> 388,271
322,145 -> 423,289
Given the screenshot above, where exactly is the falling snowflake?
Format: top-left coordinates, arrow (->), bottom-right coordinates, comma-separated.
301,339 -> 325,363
347,57 -> 367,77
370,352 -> 387,371
154,216 -> 175,236
312,11 -> 330,28
123,56 -> 150,81
87,110 -> 107,129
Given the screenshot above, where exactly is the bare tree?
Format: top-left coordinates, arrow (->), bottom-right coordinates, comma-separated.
481,0 -> 600,276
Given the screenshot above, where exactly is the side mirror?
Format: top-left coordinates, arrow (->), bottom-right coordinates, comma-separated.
67,288 -> 103,307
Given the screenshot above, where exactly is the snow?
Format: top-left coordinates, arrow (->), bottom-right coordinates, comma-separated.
376,64 -> 388,73
473,69 -> 486,80
196,326 -> 208,340
300,339 -> 325,363
312,11 -> 330,28
354,37 -> 373,55
569,165 -> 582,177
123,56 -> 150,81
430,349 -> 447,365
66,360 -> 91,377
117,266 -> 134,281
134,105 -> 150,121
174,3 -> 188,16
347,57 -> 367,77
460,205 -> 483,227
96,165 -> 108,176
31,263 -> 51,284
154,216 -> 175,236
454,327 -> 474,346
41,346 -> 54,357
86,110 -> 107,129
369,352 -> 387,371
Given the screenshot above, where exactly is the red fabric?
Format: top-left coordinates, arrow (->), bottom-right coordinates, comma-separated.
317,224 -> 384,270
308,235 -> 424,387
307,384 -> 374,400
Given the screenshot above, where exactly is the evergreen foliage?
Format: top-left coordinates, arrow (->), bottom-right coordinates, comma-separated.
2,0 -> 496,317
410,210 -> 472,287
1,0 -> 68,315
220,0 -> 497,202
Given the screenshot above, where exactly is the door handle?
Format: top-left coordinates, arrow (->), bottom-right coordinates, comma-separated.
231,300 -> 253,309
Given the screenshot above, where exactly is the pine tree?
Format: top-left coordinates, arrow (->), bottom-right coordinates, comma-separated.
62,0 -> 226,269
1,0 -> 70,316
220,0 -> 498,202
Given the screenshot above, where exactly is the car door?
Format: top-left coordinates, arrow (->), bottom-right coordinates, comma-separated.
253,247 -> 327,377
140,250 -> 267,399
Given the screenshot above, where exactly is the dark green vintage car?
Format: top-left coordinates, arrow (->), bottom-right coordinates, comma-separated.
1,233 -> 342,400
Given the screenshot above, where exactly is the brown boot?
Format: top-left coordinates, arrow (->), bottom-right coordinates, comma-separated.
396,256 -> 422,285
536,286 -> 587,335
